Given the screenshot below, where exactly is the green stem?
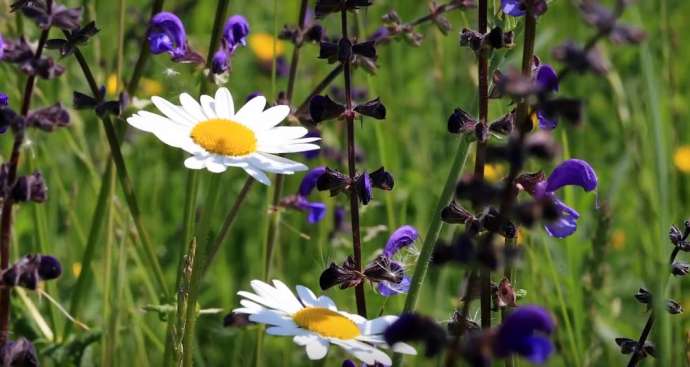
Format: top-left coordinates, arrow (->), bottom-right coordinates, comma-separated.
393,138 -> 471,366
182,177 -> 255,367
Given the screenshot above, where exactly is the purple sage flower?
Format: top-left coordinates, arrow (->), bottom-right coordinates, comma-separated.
223,15 -> 250,49
0,93 -> 7,106
501,0 -> 526,16
211,49 -> 230,74
376,225 -> 418,296
278,166 -> 328,223
148,12 -> 188,59
493,305 -> 555,364
534,63 -> 560,129
532,159 -> 598,238
0,34 -> 4,60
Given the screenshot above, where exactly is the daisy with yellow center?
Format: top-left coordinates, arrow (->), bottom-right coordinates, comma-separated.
249,33 -> 286,63
234,280 -> 417,365
127,88 -> 319,185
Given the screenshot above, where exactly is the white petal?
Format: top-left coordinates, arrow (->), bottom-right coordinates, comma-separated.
392,342 -> 417,355
214,87 -> 235,118
205,159 -> 227,173
199,95 -> 217,119
296,285 -> 320,307
304,337 -> 329,360
252,153 -> 308,173
331,339 -> 392,366
234,95 -> 266,124
179,93 -> 207,122
266,326 -> 301,336
237,290 -> 285,311
271,280 -> 304,314
243,165 -> 271,186
249,309 -> 296,328
314,296 -> 337,311
293,333 -> 318,346
256,143 -> 321,154
184,155 -> 207,170
360,316 -> 398,335
254,105 -> 290,130
151,96 -> 197,126
257,126 -> 309,141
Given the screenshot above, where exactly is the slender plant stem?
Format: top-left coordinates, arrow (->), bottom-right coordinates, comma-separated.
339,7 -> 367,318
475,0 -> 492,330
0,1 -> 53,344
626,245 -> 681,367
182,177 -> 254,367
126,0 -> 167,95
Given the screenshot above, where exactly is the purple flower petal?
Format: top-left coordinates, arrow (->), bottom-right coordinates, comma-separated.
298,166 -> 327,197
305,201 -> 327,223
537,110 -> 557,130
223,15 -> 250,48
502,0 -> 526,16
545,159 -> 598,193
535,64 -> 559,93
377,274 -> 411,296
0,93 -> 7,106
494,305 -> 555,363
148,12 -> 187,58
0,34 -> 4,60
211,50 -> 230,74
383,225 -> 419,258
544,199 -> 579,238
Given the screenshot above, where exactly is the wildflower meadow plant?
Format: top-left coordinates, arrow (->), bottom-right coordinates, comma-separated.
3,0 -> 688,366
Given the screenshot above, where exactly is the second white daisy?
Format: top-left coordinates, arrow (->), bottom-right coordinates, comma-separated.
126,87 -> 319,185
233,280 -> 417,365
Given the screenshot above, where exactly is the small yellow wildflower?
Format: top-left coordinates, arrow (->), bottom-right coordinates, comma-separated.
106,74 -> 119,96
611,229 -> 625,251
485,163 -> 506,183
141,78 -> 163,96
72,262 -> 82,277
249,33 -> 285,63
674,145 -> 690,173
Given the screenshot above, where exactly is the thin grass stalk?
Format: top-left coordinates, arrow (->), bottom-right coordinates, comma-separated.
126,0 -> 167,95
0,0 -> 53,344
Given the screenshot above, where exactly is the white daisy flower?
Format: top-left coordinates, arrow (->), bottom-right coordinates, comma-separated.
233,280 -> 417,365
126,88 -> 319,185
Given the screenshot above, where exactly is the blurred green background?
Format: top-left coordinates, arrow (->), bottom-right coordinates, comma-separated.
0,0 -> 688,365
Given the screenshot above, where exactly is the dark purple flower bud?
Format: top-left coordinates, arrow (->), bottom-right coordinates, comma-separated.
318,41 -> 339,63
223,312 -> 250,328
354,171 -> 372,204
364,255 -> 404,284
275,56 -> 290,77
448,107 -> 477,134
669,225 -> 683,245
456,175 -> 501,207
0,93 -> 7,106
432,234 -> 476,265
671,262 -> 689,276
305,24 -> 327,43
342,360 -> 356,367
384,313 -> 447,357
489,111 -> 514,135
337,38 -> 353,63
352,40 -> 377,59
369,167 -> 394,190
354,98 -> 386,120
615,337 -> 655,359
47,5 -> 83,31
21,57 -> 65,79
441,201 -> 477,224
383,225 -> 418,257
316,167 -> 350,196
223,15 -> 250,49
314,0 -> 373,18
667,299 -> 683,315
496,278 -> 517,308
579,3 -> 616,32
610,24 -> 646,45
481,208 -> 517,239
501,0 -> 547,17
319,256 -> 364,290
299,166 -> 327,197
148,12 -> 188,59
0,107 -> 22,134
459,28 -> 483,51
211,49 -> 230,74
12,172 -> 47,203
47,21 -> 100,57
524,130 -> 560,160
515,171 -> 546,196
552,41 -> 608,75
25,103 -> 70,131
0,338 -> 38,367
491,69 -> 542,99
368,27 -> 391,44
634,287 -> 652,305
486,27 -> 513,49
0,254 -> 62,290
309,95 -> 346,123
493,305 -> 555,364
539,97 -> 583,126
377,272 -> 410,296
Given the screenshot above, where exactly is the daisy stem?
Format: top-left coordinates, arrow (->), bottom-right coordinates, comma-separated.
182,176 -> 254,367
340,7 -> 367,318
392,137 -> 471,367
0,1 -> 52,344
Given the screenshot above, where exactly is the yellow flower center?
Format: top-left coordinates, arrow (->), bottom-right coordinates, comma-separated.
190,119 -> 257,156
249,33 -> 286,62
292,307 -> 361,339
674,145 -> 690,173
